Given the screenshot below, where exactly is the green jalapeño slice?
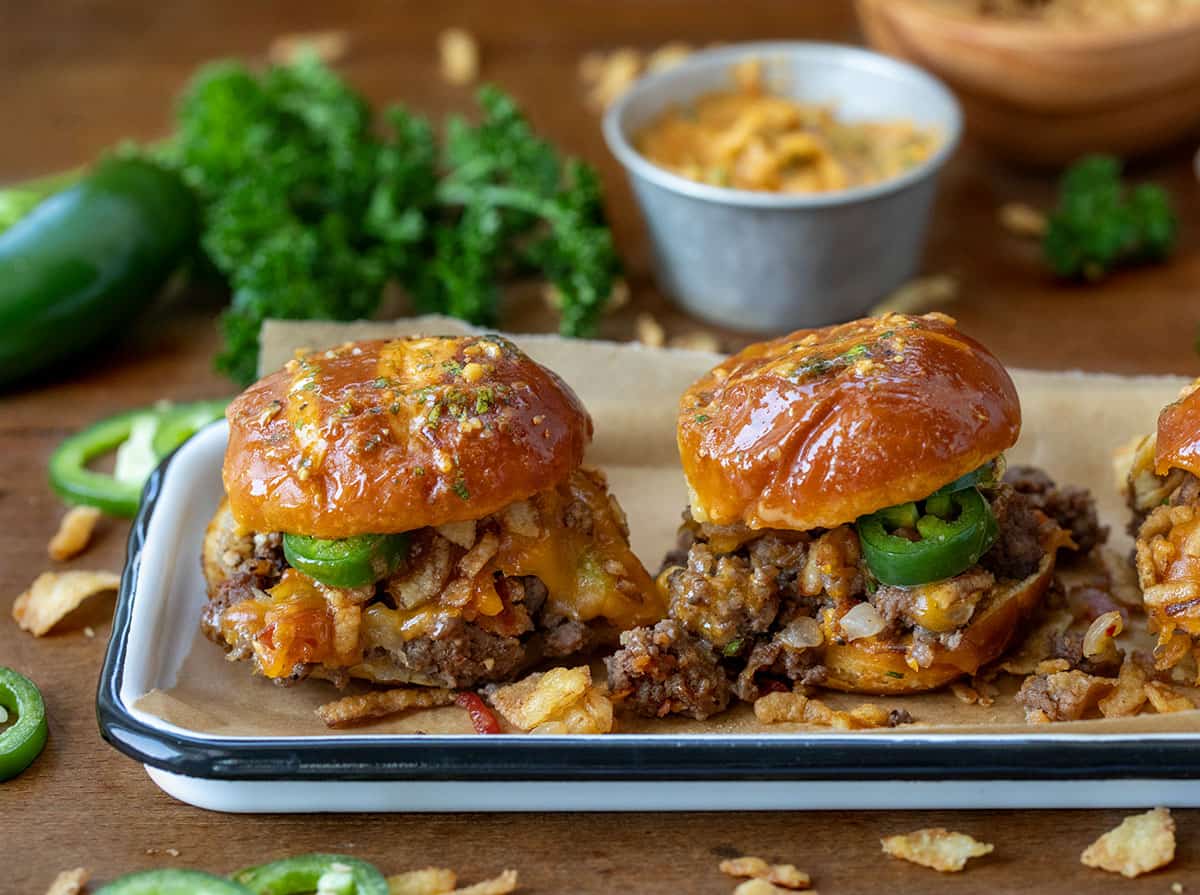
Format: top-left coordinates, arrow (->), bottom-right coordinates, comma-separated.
233,853 -> 388,895
282,533 -> 409,589
857,486 -> 999,587
930,455 -> 1006,498
0,666 -> 48,781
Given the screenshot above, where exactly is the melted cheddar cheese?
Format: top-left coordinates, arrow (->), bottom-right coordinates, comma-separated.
220,469 -> 662,679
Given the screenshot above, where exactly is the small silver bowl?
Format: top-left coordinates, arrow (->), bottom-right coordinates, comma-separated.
604,42 -> 962,333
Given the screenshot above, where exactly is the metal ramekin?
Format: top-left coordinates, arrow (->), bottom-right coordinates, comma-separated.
603,42 -> 962,333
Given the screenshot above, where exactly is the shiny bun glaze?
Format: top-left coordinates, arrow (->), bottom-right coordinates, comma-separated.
224,336 -> 592,537
1156,379 -> 1200,477
677,313 -> 1021,531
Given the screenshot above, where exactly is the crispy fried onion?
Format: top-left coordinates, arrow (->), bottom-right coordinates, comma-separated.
1136,504 -> 1200,669
881,828 -> 993,873
44,869 -> 90,895
1017,669 -> 1114,724
385,866 -> 519,895
719,856 -> 811,890
13,569 -> 120,636
316,687 -> 455,728
449,870 -> 519,895
1098,656 -> 1150,718
489,666 -> 613,734
753,691 -> 898,729
48,506 -> 102,561
1081,808 -> 1176,879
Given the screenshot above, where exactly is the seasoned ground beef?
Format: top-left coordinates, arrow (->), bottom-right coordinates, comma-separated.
1170,472 -> 1200,508
200,571 -> 260,647
612,465 -> 1101,720
362,617 -> 529,689
872,568 -> 994,635
662,543 -> 786,649
979,485 -> 1045,580
1005,465 -> 1107,555
203,514 -> 557,687
1015,669 -> 1113,722
606,619 -> 732,720
1049,629 -> 1123,678
734,635 -> 826,702
541,618 -> 593,657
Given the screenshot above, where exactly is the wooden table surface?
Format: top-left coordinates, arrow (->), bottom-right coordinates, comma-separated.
5,2 -> 1200,893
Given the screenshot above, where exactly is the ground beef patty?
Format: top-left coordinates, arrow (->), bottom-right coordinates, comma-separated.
979,486 -> 1045,580
1005,465 -> 1108,555
201,517 -> 561,689
359,617 -> 529,689
606,620 -> 732,720
734,633 -> 827,702
608,469 -> 1102,716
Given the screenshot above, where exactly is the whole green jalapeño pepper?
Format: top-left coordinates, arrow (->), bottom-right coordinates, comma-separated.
233,854 -> 388,895
857,486 -> 999,587
0,157 -> 197,387
0,666 -> 49,781
282,534 -> 410,589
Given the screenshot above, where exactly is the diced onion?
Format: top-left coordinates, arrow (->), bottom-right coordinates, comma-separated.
1083,610 -> 1123,658
779,616 -> 824,650
840,602 -> 885,642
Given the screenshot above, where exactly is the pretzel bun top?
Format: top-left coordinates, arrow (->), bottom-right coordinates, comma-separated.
223,336 -> 592,537
677,313 -> 1021,531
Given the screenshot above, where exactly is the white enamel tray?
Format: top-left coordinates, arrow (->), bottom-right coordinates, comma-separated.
98,423 -> 1200,812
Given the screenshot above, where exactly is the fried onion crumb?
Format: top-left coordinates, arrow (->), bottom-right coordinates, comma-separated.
732,880 -> 798,895
48,505 -> 102,561
881,828 -> 994,872
13,569 -> 120,636
267,30 -> 349,65
1098,655 -> 1149,718
634,312 -> 666,348
719,855 -> 811,890
44,868 -> 89,895
316,687 -> 455,727
1081,808 -> 1176,878
451,869 -> 519,895
387,867 -> 457,895
438,28 -> 480,86
1145,681 -> 1196,714
754,691 -> 895,729
489,666 -> 613,734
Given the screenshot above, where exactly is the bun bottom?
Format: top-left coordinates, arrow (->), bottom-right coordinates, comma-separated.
820,552 -> 1056,695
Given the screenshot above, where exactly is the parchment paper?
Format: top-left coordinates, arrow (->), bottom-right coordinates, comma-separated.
135,317 -> 1200,737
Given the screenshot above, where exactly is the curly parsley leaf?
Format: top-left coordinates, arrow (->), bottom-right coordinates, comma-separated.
171,57 -> 617,385
1043,155 -> 1177,282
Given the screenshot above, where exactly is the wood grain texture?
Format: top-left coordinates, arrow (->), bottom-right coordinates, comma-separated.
3,2 -> 1200,892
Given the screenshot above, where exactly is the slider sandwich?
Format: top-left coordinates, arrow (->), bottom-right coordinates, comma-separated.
203,336 -> 663,689
608,313 -> 1102,718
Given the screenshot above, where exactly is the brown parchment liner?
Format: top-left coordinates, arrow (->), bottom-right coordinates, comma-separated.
135,316 -> 1200,737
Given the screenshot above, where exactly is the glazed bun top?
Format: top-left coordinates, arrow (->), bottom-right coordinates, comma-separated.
224,336 -> 592,537
677,313 -> 1021,531
1156,379 -> 1200,478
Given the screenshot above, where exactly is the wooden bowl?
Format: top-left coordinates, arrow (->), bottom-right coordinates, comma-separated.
856,0 -> 1200,165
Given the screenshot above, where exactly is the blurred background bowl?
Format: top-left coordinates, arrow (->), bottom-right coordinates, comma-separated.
857,0 -> 1200,166
603,42 -> 961,334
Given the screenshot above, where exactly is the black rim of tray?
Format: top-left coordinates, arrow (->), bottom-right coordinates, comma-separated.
97,431 -> 1200,782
